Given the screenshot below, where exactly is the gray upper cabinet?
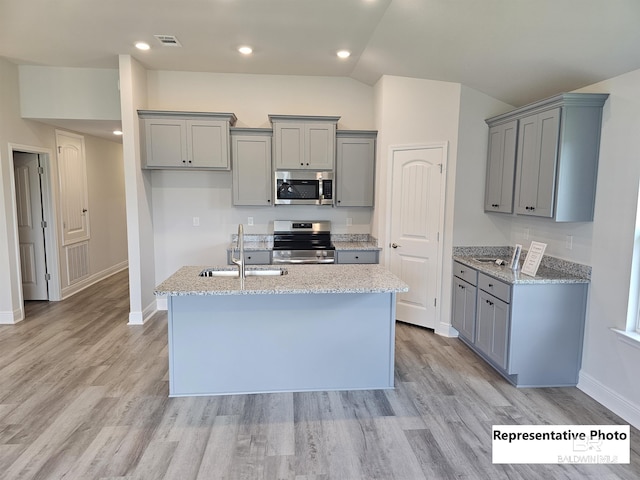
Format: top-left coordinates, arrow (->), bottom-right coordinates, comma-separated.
484,120 -> 517,213
231,128 -> 273,206
269,115 -> 340,170
139,110 -> 237,170
514,108 -> 560,217
485,93 -> 608,222
335,130 -> 377,207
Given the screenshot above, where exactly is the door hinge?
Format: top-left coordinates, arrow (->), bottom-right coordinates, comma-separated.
41,220 -> 47,228
439,164 -> 443,174
437,232 -> 440,242
45,273 -> 51,281
58,146 -> 62,154
434,298 -> 437,307
37,166 -> 44,175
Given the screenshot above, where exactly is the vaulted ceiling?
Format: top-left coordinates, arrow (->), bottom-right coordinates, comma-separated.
1,0 -> 639,108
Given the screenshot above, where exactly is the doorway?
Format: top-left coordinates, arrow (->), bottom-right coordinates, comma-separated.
386,144 -> 447,329
13,152 -> 48,300
10,144 -> 60,309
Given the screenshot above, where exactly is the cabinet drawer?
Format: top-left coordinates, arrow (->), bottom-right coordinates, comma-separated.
337,250 -> 379,264
453,261 -> 478,286
226,250 -> 271,265
478,273 -> 511,303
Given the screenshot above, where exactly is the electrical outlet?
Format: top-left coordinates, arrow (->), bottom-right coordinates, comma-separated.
346,217 -> 352,226
248,217 -> 254,226
566,235 -> 573,250
193,217 -> 200,227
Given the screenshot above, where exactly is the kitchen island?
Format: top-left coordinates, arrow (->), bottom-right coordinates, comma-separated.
155,264 -> 408,397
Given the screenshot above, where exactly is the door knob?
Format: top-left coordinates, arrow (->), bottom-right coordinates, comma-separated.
391,243 -> 400,248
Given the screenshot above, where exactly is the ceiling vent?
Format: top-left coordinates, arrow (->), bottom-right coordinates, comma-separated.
154,35 -> 182,47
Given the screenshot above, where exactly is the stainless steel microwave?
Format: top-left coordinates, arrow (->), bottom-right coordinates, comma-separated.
274,171 -> 333,205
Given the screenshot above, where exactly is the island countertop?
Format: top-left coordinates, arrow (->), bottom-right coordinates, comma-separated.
155,264 -> 409,296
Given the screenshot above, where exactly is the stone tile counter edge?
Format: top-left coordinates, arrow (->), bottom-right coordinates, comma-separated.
155,264 -> 408,296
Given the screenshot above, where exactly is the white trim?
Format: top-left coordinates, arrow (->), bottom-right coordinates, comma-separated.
156,296 -> 168,311
611,328 -> 640,350
61,261 -> 128,299
0,308 -> 24,324
384,142 -> 449,330
128,300 -> 157,325
578,371 -> 640,429
436,322 -> 459,337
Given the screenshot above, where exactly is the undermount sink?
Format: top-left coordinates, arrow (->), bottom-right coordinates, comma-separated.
199,267 -> 288,277
473,257 -> 506,265
473,257 -> 498,263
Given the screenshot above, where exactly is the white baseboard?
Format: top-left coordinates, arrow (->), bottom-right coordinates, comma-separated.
61,261 -> 128,299
156,296 -> 168,311
578,371 -> 640,429
436,321 -> 459,338
0,307 -> 24,324
128,300 -> 157,325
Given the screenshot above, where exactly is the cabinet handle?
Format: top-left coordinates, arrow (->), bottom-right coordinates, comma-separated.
182,160 -> 187,164
486,299 -> 494,306
355,256 -> 359,259
459,284 -> 465,290
459,269 -> 464,274
488,283 -> 493,287
267,199 -> 271,203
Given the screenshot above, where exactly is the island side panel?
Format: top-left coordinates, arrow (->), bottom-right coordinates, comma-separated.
167,292 -> 396,396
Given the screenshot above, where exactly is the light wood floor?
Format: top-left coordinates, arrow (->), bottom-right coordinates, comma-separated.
0,270 -> 638,480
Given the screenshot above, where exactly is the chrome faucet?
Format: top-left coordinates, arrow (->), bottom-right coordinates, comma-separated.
231,223 -> 245,288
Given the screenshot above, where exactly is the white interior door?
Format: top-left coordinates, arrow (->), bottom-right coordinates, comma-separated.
14,152 -> 48,300
388,145 -> 446,329
56,131 -> 90,245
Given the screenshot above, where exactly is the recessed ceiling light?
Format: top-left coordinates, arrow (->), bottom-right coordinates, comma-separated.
135,42 -> 150,51
113,130 -> 123,136
238,46 -> 253,55
337,50 -> 351,59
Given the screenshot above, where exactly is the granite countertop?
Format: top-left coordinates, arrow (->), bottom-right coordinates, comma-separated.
155,264 -> 409,296
453,256 -> 590,285
333,241 -> 381,251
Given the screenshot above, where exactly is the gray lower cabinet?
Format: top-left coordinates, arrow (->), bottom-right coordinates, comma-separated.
452,276 -> 477,343
231,129 -> 273,206
226,250 -> 271,265
452,262 -> 588,387
139,110 -> 237,170
485,93 -> 609,221
484,120 -> 517,213
336,250 -> 379,264
335,131 -> 376,207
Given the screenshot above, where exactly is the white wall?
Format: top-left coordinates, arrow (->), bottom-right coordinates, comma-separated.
372,75 -> 462,336
145,71 -> 376,283
572,69 -> 640,427
119,55 -> 156,324
452,86 -> 513,246
83,135 -> 128,274
19,66 -> 120,121
0,58 -> 127,322
0,58 -> 55,322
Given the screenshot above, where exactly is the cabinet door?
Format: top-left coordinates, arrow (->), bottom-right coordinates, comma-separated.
305,123 -> 335,170
274,123 -> 304,169
336,137 -> 375,207
484,120 -> 517,213
452,277 -> 477,342
476,290 -> 510,370
188,120 -> 229,169
232,135 -> 272,206
144,119 -> 187,167
336,250 -> 379,264
514,108 -> 559,217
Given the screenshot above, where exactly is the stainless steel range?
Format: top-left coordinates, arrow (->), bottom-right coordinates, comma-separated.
272,220 -> 335,264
